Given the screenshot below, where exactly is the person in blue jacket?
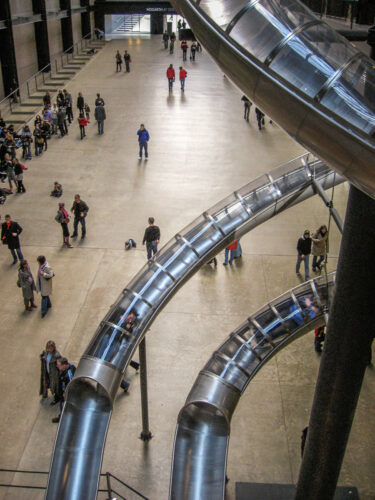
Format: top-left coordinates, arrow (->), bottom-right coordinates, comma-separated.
137,124 -> 150,160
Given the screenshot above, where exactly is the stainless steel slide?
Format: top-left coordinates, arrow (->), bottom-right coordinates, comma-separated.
169,272 -> 335,499
45,154 -> 342,499
171,0 -> 375,198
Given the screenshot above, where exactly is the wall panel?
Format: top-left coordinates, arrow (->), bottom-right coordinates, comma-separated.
72,12 -> 82,43
0,64 -> 4,101
47,18 -> 63,58
10,0 -> 33,17
12,24 -> 38,84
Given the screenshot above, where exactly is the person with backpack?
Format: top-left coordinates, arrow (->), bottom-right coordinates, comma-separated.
55,202 -> 72,248
115,50 -> 122,72
36,255 -> 54,318
181,40 -> 188,61
52,357 -> 76,423
241,95 -> 252,122
179,66 -> 187,91
255,107 -> 265,130
190,42 -> 197,61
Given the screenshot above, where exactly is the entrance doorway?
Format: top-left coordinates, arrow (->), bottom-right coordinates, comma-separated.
105,14 -> 151,37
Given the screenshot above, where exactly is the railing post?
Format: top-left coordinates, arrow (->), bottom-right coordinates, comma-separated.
105,472 -> 113,499
55,59 -> 57,73
35,76 -> 38,91
27,81 -> 30,97
139,338 -> 152,441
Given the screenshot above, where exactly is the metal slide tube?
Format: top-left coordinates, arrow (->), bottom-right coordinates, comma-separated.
171,0 -> 375,198
170,273 -> 336,500
45,156 -> 343,499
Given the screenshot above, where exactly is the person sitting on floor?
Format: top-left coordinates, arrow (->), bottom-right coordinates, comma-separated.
50,181 -> 63,197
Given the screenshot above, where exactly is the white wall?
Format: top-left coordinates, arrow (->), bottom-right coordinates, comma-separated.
13,24 -> 38,84
47,18 -> 63,59
71,13 -> 82,44
45,0 -> 60,13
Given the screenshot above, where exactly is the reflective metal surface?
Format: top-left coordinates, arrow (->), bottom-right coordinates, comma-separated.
172,0 -> 375,198
46,155 -> 343,499
169,273 -> 335,500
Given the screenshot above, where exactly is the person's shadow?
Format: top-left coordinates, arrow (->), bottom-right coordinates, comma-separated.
166,94 -> 175,107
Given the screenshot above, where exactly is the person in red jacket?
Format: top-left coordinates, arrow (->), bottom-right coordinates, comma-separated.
179,66 -> 187,91
223,240 -> 238,266
78,112 -> 89,139
166,64 -> 175,92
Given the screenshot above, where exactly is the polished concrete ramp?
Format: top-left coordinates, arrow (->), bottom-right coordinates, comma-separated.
45,155 -> 342,499
236,483 -> 359,499
170,273 -> 335,500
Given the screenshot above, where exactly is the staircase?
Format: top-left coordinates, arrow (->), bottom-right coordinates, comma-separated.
115,15 -> 145,33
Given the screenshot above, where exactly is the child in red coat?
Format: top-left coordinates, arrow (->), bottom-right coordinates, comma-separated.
78,113 -> 89,139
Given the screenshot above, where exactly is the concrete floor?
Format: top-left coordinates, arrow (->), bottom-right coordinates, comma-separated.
0,36 -> 374,500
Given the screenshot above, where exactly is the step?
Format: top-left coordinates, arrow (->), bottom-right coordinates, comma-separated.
57,70 -> 76,75
7,115 -> 33,124
11,108 -> 36,115
27,94 -> 45,100
65,61 -> 85,66
16,102 -> 38,108
49,76 -> 67,81
73,56 -> 90,61
42,82 -> 62,87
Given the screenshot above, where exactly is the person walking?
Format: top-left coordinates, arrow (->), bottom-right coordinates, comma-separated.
241,95 -> 252,122
65,98 -> 74,124
312,225 -> 328,272
56,107 -> 66,138
124,51 -> 131,72
142,217 -> 160,259
137,124 -> 150,160
14,159 -> 26,193
55,202 -> 72,248
169,38 -> 174,54
296,230 -> 312,280
1,214 -> 24,264
163,31 -> 169,49
181,40 -> 188,61
190,41 -> 197,61
223,240 -> 238,265
71,194 -> 89,239
179,66 -> 187,91
52,357 -> 76,423
115,50 -> 122,72
95,93 -> 105,106
36,255 -> 54,318
78,112 -> 89,139
40,340 -> 61,403
6,159 -> 17,191
33,123 -> 44,156
167,64 -> 175,92
255,107 -> 265,130
17,259 -> 37,311
84,103 -> 90,121
77,92 -> 85,113
94,102 -> 106,135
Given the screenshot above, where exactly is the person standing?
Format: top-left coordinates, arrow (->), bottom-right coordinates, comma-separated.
14,159 -> 26,193
190,41 -> 197,61
94,102 -> 106,135
255,107 -> 265,130
77,92 -> 85,113
56,107 -> 65,138
142,217 -> 160,259
179,66 -> 187,91
65,98 -> 73,124
40,340 -> 61,403
115,50 -> 122,72
17,259 -> 37,311
33,123 -> 44,156
180,40 -> 188,61
137,124 -> 150,160
296,230 -> 312,281
78,112 -> 89,139
241,95 -> 252,122
71,194 -> 89,239
84,103 -> 90,121
1,214 -> 24,264
223,240 -> 238,266
163,31 -> 169,49
55,202 -> 72,248
36,255 -> 54,318
312,225 -> 328,272
95,93 -> 105,106
124,51 -> 131,72
21,125 -> 33,160
167,64 -> 175,92
169,38 -> 174,54
52,357 -> 76,423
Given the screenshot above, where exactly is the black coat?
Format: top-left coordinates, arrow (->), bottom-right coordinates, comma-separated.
77,96 -> 84,109
1,220 -> 22,249
297,236 -> 312,255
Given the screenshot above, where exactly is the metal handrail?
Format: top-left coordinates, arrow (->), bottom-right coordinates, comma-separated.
0,469 -> 148,499
0,31 -> 96,119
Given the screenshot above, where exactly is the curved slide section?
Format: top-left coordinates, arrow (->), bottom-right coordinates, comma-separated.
171,0 -> 375,198
170,272 -> 336,500
46,154 -> 342,499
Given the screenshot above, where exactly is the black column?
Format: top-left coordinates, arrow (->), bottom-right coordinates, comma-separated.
94,8 -> 104,32
80,0 -> 90,38
0,0 -> 19,95
296,185 -> 375,500
60,0 -> 73,52
151,12 -> 164,35
32,0 -> 50,71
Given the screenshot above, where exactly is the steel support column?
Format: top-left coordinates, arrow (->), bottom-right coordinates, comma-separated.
139,338 -> 152,441
0,0 -> 18,96
296,185 -> 375,500
32,0 -> 50,71
60,0 -> 73,52
312,179 -> 344,233
80,0 -> 91,38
